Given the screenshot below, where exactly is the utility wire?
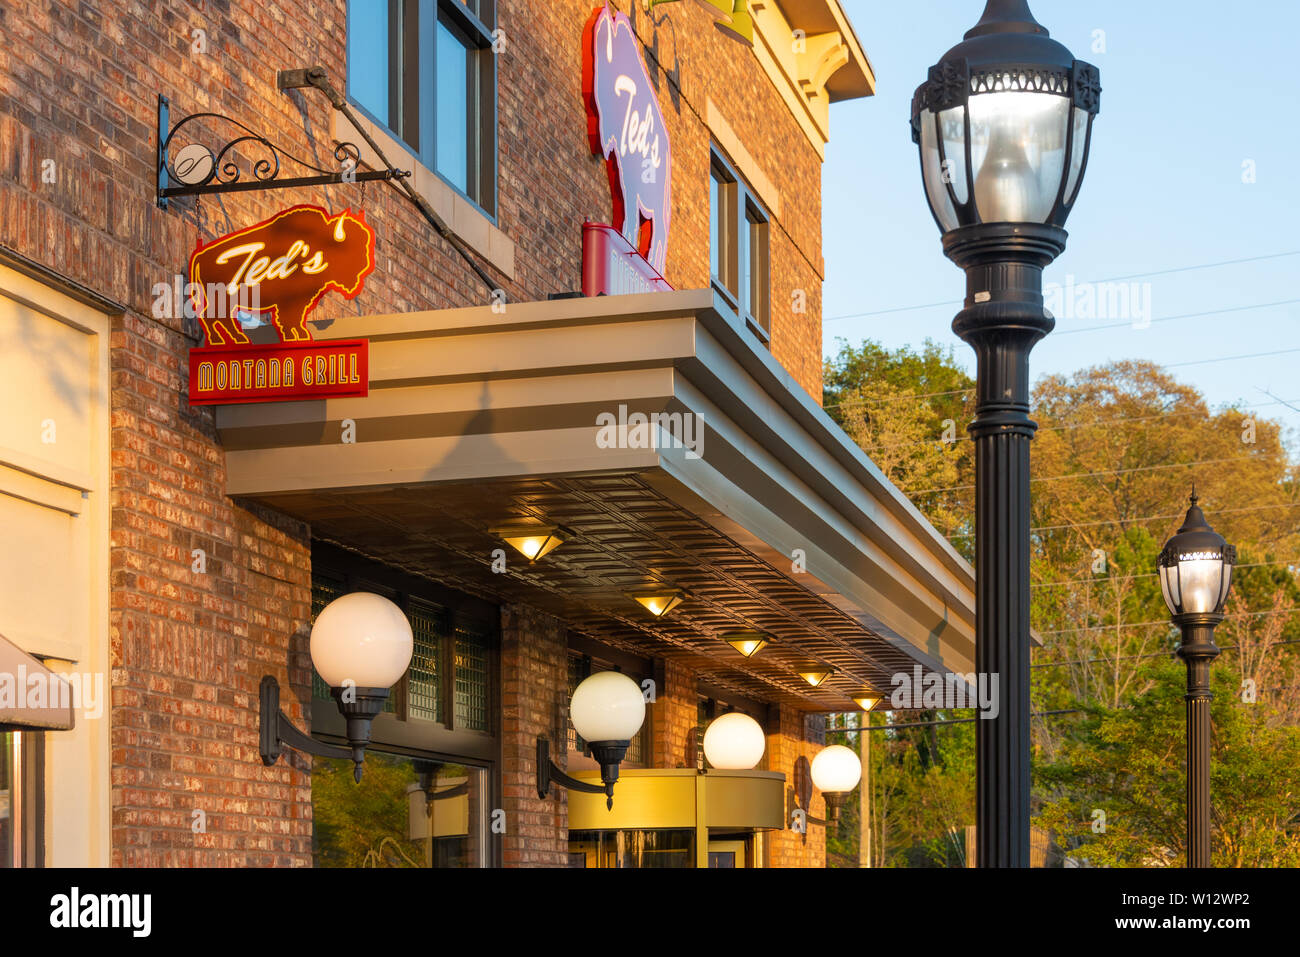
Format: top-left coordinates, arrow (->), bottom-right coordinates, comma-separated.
1052,298 -> 1300,337
1034,606 -> 1300,638
944,500 -> 1300,540
906,453 -> 1260,497
826,347 -> 1300,412
1031,637 -> 1300,670
1031,557 -> 1300,590
841,396 -> 1300,454
825,250 -> 1300,323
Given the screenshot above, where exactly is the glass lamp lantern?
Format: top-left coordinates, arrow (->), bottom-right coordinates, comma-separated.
1159,495 -> 1236,621
910,0 -> 1100,233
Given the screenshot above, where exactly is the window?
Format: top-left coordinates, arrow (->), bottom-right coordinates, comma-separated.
310,548 -> 497,737
309,543 -> 499,867
709,148 -> 770,343
347,0 -> 497,214
0,731 -> 41,867
312,752 -> 489,868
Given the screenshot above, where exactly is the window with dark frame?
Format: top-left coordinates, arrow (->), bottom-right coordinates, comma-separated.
346,0 -> 498,215
0,730 -> 42,868
309,546 -> 498,741
709,147 -> 771,344
308,545 -> 499,868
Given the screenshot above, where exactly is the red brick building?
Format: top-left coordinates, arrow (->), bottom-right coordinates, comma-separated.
0,0 -> 978,868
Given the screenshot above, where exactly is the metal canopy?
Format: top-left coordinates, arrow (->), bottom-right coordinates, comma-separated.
217,289 -> 979,712
0,632 -> 76,732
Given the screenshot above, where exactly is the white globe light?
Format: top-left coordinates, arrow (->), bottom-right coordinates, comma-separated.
702,712 -> 766,770
810,744 -> 862,794
570,671 -> 645,742
309,592 -> 413,689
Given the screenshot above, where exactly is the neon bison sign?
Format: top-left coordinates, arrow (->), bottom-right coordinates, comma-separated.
185,204 -> 375,406
581,3 -> 674,296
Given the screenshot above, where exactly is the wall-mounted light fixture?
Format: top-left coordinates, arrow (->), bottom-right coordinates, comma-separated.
495,524 -> 573,563
810,744 -> 863,824
537,671 -> 646,810
725,631 -> 769,658
628,589 -> 686,618
852,690 -> 884,712
260,592 -> 414,782
797,665 -> 835,688
790,744 -> 863,844
702,712 -> 766,770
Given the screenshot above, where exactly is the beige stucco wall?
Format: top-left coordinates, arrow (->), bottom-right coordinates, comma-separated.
0,263 -> 112,866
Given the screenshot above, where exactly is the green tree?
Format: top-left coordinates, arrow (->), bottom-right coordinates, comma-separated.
1037,660 -> 1300,867
825,344 -> 1300,866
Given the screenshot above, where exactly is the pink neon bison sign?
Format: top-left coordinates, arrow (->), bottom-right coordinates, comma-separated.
583,2 -> 672,275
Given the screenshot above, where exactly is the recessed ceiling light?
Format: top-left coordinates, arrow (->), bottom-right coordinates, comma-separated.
494,525 -> 572,563
628,590 -> 686,618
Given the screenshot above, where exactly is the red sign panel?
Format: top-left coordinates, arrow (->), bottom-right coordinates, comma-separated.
582,222 -> 673,297
583,3 -> 672,278
185,204 -> 375,405
188,339 -> 369,406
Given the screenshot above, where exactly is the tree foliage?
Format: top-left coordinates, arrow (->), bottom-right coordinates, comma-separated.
824,343 -> 1300,867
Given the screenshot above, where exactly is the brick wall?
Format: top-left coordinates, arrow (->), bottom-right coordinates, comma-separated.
500,604 -> 570,866
651,657 -> 697,769
110,308 -> 314,864
766,704 -> 827,868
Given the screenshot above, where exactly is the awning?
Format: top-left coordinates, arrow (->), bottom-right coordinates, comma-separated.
0,632 -> 76,731
216,288 -> 979,711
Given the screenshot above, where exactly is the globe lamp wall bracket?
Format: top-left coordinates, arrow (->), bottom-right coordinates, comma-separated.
536,735 -> 631,811
258,675 -> 389,784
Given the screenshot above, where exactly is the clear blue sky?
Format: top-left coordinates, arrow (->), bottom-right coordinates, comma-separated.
823,0 -> 1300,452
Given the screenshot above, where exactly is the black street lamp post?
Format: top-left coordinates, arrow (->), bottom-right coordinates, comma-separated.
910,0 -> 1100,867
1158,495 -> 1236,867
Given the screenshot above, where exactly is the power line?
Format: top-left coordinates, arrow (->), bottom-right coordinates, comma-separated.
1031,637 -> 1300,670
1165,347 -> 1300,370
1034,606 -> 1300,638
944,501 -> 1300,540
1031,557 -> 1300,590
826,347 -> 1300,413
906,453 -> 1258,497
824,250 -> 1300,323
843,396 -> 1300,454
827,709 -> 1081,731
1052,298 -> 1300,337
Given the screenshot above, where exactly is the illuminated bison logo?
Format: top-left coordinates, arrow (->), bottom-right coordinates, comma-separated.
583,2 -> 672,275
188,204 -> 375,345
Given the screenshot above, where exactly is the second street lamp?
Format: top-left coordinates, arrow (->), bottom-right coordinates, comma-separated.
1159,494 -> 1236,867
910,0 -> 1100,867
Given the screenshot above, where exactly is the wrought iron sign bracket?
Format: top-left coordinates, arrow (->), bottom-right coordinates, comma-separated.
156,93 -> 410,209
